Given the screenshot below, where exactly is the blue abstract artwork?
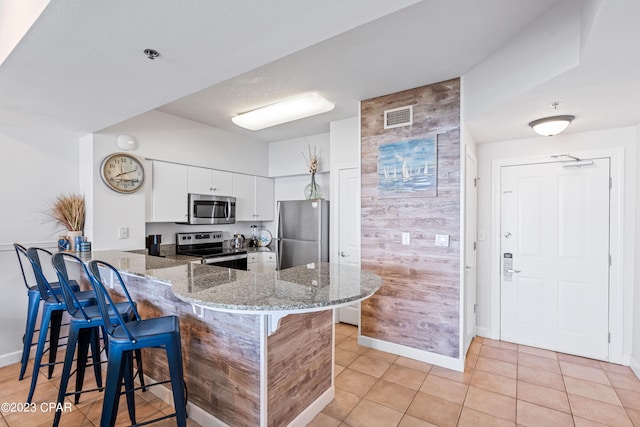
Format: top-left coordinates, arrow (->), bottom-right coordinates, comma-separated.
377,137 -> 437,195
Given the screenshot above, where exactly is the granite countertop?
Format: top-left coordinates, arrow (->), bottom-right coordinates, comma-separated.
88,250 -> 382,314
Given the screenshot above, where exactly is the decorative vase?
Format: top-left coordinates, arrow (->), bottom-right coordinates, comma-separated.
304,173 -> 322,200
67,230 -> 83,251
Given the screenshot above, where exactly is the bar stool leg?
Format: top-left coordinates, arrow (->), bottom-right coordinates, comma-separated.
53,324 -> 81,427
27,307 -> 54,403
19,290 -> 40,380
88,327 -> 103,392
47,310 -> 63,379
123,351 -> 136,425
134,349 -> 146,391
167,336 -> 187,427
101,346 -> 125,427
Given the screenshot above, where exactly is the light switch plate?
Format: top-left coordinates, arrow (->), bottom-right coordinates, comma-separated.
402,232 -> 410,245
435,234 -> 450,247
119,227 -> 129,239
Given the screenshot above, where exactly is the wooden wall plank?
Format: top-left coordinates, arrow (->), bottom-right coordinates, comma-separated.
116,274 -> 262,427
267,311 -> 332,427
360,78 -> 461,358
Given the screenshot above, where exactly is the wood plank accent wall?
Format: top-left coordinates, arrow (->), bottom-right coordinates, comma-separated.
267,310 -> 332,427
360,78 -> 461,358
117,274 -> 262,427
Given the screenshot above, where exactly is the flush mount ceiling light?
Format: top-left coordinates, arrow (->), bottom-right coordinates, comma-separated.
116,134 -> 137,150
528,101 -> 575,136
232,93 -> 335,131
529,115 -> 575,136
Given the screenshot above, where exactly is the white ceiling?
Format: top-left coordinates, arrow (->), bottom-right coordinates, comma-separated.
1,0 -> 639,144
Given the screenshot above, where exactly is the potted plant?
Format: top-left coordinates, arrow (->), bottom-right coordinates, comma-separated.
49,193 -> 85,250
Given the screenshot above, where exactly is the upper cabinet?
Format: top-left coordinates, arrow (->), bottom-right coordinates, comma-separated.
188,166 -> 233,196
147,161 -> 188,222
233,174 -> 274,222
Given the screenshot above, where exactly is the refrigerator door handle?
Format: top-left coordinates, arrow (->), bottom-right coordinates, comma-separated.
276,239 -> 282,270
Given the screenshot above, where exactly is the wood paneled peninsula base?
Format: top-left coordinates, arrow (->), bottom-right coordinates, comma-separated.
87,251 -> 383,427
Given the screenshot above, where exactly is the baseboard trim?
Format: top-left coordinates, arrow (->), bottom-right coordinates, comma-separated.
288,387 -> 334,427
142,374 -> 333,427
475,326 -> 497,340
0,350 -> 22,368
629,354 -> 640,380
358,335 -> 464,372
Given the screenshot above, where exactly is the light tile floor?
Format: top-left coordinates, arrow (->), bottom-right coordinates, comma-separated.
3,325 -> 640,426
0,351 -> 199,427
309,323 -> 640,427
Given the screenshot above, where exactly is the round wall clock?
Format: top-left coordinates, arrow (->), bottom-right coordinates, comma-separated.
100,153 -> 145,193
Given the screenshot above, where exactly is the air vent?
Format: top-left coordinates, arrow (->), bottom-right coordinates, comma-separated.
384,105 -> 413,129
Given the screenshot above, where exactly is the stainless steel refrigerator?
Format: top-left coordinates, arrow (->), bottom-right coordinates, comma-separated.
276,199 -> 329,270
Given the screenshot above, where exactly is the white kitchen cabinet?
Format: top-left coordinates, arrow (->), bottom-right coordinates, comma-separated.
232,174 -> 274,222
149,161 -> 188,222
247,252 -> 259,272
187,166 -> 233,196
258,251 -> 276,273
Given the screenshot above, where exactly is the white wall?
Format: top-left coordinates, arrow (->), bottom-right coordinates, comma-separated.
632,123 -> 640,376
475,126 -> 637,364
265,133 -> 331,232
84,110 -> 269,250
0,124 -> 79,364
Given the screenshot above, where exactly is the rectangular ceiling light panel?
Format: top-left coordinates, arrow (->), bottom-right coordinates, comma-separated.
232,92 -> 335,131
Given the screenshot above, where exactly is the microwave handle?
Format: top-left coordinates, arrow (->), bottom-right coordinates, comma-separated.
226,197 -> 231,222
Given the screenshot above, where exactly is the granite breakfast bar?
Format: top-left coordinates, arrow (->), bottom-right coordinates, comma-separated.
88,250 -> 383,427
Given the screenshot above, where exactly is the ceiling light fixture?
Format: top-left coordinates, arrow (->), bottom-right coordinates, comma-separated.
232,92 -> 335,131
529,115 -> 575,136
528,101 -> 575,136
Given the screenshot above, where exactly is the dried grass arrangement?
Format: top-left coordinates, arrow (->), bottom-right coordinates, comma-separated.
49,193 -> 85,232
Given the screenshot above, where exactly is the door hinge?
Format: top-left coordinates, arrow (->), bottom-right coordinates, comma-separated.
474,178 -> 479,187
608,332 -> 611,343
473,241 -> 477,250
610,177 -> 612,189
609,254 -> 612,266
474,304 -> 478,314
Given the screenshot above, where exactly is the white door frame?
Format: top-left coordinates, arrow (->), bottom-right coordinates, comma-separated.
490,148 -> 626,364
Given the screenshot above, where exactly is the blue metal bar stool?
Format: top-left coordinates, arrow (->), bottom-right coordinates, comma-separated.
51,252 -> 146,427
88,260 -> 187,427
21,247 -> 96,404
13,243 -> 79,381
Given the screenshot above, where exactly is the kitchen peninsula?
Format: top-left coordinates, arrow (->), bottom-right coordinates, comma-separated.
88,250 -> 383,427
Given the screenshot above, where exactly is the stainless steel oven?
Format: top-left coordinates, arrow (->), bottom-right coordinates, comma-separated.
201,253 -> 247,270
176,231 -> 247,271
187,194 -> 236,225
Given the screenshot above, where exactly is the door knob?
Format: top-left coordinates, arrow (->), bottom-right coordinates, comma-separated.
504,232 -> 512,238
465,266 -> 472,270
340,251 -> 349,257
506,269 -> 521,273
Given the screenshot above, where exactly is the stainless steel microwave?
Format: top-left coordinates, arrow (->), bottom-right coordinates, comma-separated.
187,194 -> 236,225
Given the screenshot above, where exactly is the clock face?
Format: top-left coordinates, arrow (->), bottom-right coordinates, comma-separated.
100,153 -> 145,193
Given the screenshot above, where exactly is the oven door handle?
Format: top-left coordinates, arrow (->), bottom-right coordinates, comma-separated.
202,254 -> 247,264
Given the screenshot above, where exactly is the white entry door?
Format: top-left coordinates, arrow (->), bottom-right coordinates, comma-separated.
337,167 -> 361,326
500,158 -> 610,360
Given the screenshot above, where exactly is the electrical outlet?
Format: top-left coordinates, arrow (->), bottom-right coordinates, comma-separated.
119,227 -> 129,239
435,234 -> 450,247
402,232 -> 410,245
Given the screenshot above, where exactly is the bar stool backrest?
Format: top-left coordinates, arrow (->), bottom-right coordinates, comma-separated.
13,243 -> 30,290
22,247 -> 64,303
87,260 -> 140,342
51,253 -> 96,320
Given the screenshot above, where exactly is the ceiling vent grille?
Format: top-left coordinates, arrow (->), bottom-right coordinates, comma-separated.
384,105 -> 413,129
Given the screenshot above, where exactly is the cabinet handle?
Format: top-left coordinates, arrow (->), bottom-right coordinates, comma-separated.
340,251 -> 349,257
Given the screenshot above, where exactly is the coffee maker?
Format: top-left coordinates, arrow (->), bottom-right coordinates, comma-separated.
146,234 -> 162,256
